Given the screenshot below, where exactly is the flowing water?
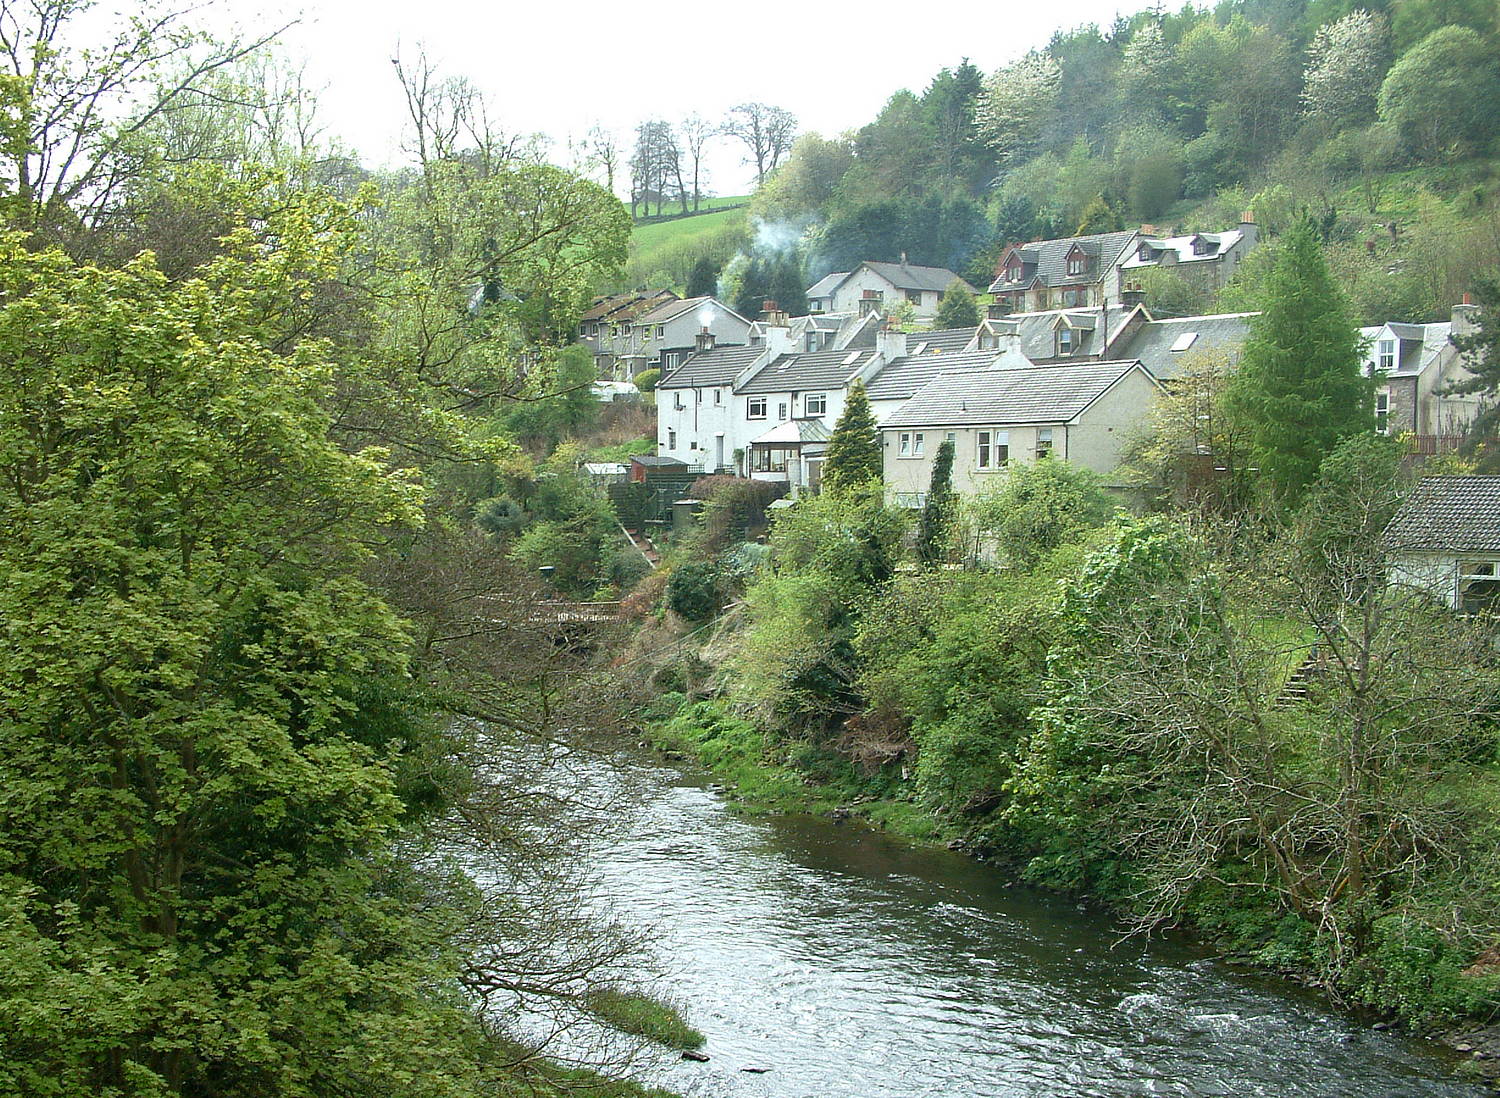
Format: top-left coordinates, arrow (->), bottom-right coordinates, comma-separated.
572,746 -> 1481,1098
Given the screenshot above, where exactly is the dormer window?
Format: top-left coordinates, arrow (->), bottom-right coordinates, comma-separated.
1067,255 -> 1084,276
1005,258 -> 1022,282
1057,328 -> 1074,356
1191,236 -> 1214,256
1378,339 -> 1396,371
1138,243 -> 1155,261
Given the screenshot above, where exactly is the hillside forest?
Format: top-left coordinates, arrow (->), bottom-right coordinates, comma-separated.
627,0 -> 1500,331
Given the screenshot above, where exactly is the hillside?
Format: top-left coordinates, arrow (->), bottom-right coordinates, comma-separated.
626,196 -> 750,291
654,1 -> 1500,328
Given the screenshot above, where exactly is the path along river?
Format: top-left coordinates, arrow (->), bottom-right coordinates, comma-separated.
570,744 -> 1484,1098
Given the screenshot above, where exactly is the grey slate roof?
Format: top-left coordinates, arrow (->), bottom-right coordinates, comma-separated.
738,348 -> 879,394
1116,312 -> 1257,380
1360,321 -> 1454,376
1387,477 -> 1500,553
856,261 -> 974,294
806,272 -> 847,300
638,295 -> 750,326
658,344 -> 763,389
908,327 -> 979,354
883,360 -> 1152,428
988,230 -> 1138,293
866,349 -> 1006,402
1004,307 -> 1130,362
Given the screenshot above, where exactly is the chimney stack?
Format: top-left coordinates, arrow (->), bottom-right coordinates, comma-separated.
876,321 -> 908,362
760,299 -> 787,327
1454,294 -> 1480,335
695,326 -> 716,354
1120,282 -> 1147,309
900,252 -> 909,268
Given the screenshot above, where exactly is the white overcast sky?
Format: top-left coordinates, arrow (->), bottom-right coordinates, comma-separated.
200,0 -> 1136,194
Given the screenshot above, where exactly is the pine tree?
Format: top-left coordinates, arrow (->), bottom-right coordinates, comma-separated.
933,281 -> 980,329
770,255 -> 809,317
822,381 -> 883,493
687,256 -> 719,298
734,257 -> 771,320
1224,219 -> 1373,504
917,439 -> 955,566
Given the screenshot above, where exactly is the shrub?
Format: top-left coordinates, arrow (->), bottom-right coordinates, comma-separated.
665,559 -> 721,622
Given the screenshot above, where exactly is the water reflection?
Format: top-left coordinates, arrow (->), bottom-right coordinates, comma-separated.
576,748 -> 1478,1098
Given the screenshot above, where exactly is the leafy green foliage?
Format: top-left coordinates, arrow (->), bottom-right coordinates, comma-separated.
964,459 -> 1116,570
932,283 -> 980,329
1378,26 -> 1500,158
583,990 -> 704,1050
665,560 -> 721,622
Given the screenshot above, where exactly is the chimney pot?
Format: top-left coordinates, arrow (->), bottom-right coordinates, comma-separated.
1463,292 -> 1474,306
1240,210 -> 1255,224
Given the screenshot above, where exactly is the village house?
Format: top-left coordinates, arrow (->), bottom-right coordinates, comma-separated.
1386,476 -> 1500,613
811,259 -> 976,320
880,360 -> 1161,506
578,290 -> 678,375
988,220 -> 1259,314
1117,217 -> 1259,297
1362,300 -> 1484,444
589,295 -> 753,380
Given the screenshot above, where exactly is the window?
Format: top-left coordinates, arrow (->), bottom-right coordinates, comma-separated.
805,392 -> 827,416
913,432 -> 925,456
664,352 -> 680,370
1375,390 -> 1390,435
899,432 -> 911,457
1066,252 -> 1085,276
1192,236 -> 1214,256
1057,328 -> 1074,356
945,431 -> 956,446
1037,428 -> 1054,458
714,388 -> 722,405
1005,260 -> 1022,282
674,392 -> 684,410
748,397 -> 767,419
906,289 -> 923,305
668,429 -> 677,449
777,401 -> 788,421
750,447 -> 790,473
1460,561 -> 1500,614
806,332 -> 819,352
1378,339 -> 1396,371
657,325 -> 666,339
977,430 -> 1009,469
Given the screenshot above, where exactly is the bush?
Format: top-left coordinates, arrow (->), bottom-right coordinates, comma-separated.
583,989 -> 704,1050
665,559 -> 721,622
634,368 -> 661,393
474,495 -> 528,539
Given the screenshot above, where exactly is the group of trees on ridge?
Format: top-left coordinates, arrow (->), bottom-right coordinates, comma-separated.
634,0 -> 1500,327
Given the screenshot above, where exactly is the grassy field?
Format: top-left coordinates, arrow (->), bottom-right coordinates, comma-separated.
626,197 -> 750,291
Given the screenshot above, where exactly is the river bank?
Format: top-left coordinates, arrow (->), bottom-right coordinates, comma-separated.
633,696 -> 1500,1093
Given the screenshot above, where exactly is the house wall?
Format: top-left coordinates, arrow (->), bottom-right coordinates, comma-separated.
880,372 -> 1158,502
1065,370 -> 1159,481
657,384 -> 736,471
830,270 -> 946,319
1390,551 -> 1459,608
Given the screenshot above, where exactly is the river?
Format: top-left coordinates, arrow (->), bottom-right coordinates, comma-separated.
566,744 -> 1483,1098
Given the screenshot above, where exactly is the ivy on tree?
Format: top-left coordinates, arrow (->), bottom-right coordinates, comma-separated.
917,439 -> 956,566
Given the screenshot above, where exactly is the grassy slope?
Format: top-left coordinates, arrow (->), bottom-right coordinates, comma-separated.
626,199 -> 749,290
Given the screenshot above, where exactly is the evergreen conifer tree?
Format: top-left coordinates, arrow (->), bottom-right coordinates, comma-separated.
770,255 -> 809,317
822,381 -> 883,493
917,439 -> 955,566
734,257 -> 771,320
933,281 -> 980,329
1224,219 -> 1372,504
687,256 -> 719,298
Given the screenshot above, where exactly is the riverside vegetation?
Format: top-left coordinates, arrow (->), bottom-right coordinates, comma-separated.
623,242 -> 1500,1072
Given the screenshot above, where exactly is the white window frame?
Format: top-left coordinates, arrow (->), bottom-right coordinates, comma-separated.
899,432 -> 912,457
1057,328 -> 1073,356
673,392 -> 684,410
805,392 -> 827,416
668,429 -> 677,449
1378,339 -> 1396,371
1037,427 -> 1054,458
1375,389 -> 1390,435
714,388 -> 722,405
778,401 -> 788,422
664,351 -> 680,370
747,397 -> 767,420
